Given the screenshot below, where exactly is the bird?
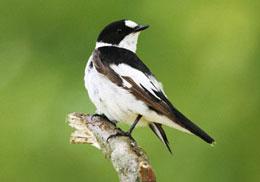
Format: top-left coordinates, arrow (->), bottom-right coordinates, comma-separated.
84,19 -> 214,153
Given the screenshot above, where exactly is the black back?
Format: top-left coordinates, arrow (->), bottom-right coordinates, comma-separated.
97,20 -> 135,45
97,46 -> 152,75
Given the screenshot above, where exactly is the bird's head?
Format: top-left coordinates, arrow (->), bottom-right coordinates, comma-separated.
96,19 -> 149,52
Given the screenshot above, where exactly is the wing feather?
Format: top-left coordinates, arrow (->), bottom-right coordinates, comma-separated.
92,49 -> 215,144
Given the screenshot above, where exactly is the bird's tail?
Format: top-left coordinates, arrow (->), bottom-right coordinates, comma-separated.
149,122 -> 172,153
150,88 -> 215,145
169,106 -> 215,144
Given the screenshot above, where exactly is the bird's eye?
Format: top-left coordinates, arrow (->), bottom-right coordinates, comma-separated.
117,28 -> 122,34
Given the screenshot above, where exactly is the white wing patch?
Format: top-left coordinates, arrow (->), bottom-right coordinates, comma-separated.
110,63 -> 165,100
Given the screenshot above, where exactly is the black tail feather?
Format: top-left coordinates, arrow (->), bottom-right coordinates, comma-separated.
155,91 -> 215,144
170,107 -> 215,144
149,122 -> 172,153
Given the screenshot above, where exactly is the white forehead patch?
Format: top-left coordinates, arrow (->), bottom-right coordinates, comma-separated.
125,20 -> 138,28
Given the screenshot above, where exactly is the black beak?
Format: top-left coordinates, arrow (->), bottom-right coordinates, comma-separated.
133,24 -> 149,32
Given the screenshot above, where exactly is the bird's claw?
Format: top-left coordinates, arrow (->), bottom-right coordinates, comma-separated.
107,131 -> 134,142
91,113 -> 102,120
91,114 -> 116,126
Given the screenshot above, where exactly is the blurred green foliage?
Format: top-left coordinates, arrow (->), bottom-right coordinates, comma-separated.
0,0 -> 259,181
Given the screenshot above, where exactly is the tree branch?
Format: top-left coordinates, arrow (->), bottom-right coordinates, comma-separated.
67,112 -> 156,182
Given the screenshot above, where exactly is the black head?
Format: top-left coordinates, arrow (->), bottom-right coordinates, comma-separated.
97,19 -> 149,45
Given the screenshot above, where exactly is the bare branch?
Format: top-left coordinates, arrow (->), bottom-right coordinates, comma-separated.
67,112 -> 156,182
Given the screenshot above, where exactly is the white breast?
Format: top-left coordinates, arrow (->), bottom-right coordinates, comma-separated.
84,54 -> 149,126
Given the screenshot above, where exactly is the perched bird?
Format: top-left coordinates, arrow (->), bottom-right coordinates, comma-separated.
84,19 -> 214,153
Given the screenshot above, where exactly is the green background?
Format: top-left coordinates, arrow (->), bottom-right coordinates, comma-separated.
1,0 -> 259,181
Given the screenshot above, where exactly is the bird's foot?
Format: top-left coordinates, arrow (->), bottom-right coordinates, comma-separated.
91,113 -> 107,120
107,130 -> 135,142
91,113 -> 116,126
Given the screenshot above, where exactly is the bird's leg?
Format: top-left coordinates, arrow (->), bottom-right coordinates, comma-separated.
126,114 -> 142,135
107,114 -> 142,141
